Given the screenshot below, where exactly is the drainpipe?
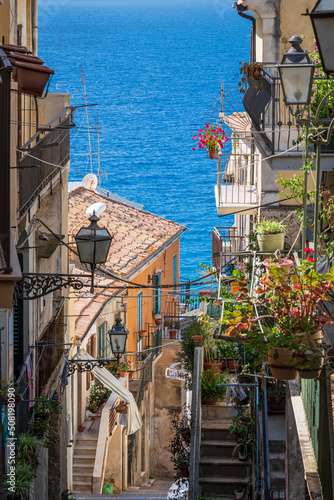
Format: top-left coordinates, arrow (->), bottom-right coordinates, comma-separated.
233,3 -> 256,63
32,0 -> 38,56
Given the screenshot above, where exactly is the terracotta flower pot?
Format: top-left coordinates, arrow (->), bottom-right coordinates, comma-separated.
169,329 -> 177,339
204,362 -> 220,373
119,371 -> 127,377
263,257 -> 294,277
207,149 -> 218,159
192,335 -> 203,344
257,232 -> 285,252
155,318 -> 162,325
204,398 -> 218,405
138,330 -> 147,338
268,347 -> 298,381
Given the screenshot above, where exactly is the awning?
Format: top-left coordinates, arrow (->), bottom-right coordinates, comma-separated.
77,350 -> 142,435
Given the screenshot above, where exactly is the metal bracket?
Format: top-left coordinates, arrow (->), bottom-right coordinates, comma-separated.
67,359 -> 113,376
15,273 -> 85,300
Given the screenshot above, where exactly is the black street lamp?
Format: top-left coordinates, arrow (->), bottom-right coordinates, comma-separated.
75,211 -> 113,293
277,36 -> 315,106
307,0 -> 334,76
108,317 -> 129,363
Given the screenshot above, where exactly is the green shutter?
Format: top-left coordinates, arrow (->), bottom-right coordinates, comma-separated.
152,274 -> 161,314
137,292 -> 143,331
173,254 -> 177,294
98,323 -> 106,358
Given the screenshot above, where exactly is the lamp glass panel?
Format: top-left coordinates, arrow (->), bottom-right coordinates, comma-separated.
94,229 -> 112,263
111,333 -> 127,355
313,17 -> 334,73
75,228 -> 95,264
314,0 -> 334,11
279,66 -> 314,104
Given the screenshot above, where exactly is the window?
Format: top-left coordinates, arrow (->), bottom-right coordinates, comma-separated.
152,274 -> 161,315
137,292 -> 143,331
98,322 -> 107,358
173,254 -> 177,295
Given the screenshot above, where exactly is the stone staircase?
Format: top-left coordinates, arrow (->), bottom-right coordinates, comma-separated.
72,422 -> 98,494
199,404 -> 251,498
268,415 -> 286,498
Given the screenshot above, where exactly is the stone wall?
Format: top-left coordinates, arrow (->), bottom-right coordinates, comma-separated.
260,207 -> 302,250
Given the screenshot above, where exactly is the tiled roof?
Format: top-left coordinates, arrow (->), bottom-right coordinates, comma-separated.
68,187 -> 186,339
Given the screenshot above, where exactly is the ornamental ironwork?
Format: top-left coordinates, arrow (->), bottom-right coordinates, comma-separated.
67,359 -> 113,375
15,273 -> 85,300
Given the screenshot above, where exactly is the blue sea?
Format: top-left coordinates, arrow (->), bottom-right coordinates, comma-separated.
38,0 -> 249,281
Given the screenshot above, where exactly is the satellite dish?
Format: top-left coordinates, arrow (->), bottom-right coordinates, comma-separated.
86,203 -> 106,217
82,174 -> 98,191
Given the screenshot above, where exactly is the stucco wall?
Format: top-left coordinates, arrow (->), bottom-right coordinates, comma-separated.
151,339 -> 184,478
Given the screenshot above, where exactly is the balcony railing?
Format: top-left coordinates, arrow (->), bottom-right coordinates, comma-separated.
215,134 -> 259,215
212,226 -> 247,273
243,67 -> 334,154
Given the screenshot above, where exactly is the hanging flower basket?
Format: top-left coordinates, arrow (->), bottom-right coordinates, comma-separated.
267,347 -> 298,381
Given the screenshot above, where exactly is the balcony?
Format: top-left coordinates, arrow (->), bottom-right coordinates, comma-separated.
212,226 -> 247,273
243,68 -> 334,169
215,134 -> 259,215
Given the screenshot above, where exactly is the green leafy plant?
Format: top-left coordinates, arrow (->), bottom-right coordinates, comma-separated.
169,406 -> 191,479
177,321 -> 210,389
254,219 -> 286,235
3,463 -> 36,499
235,486 -> 246,493
201,370 -> 228,404
86,382 -> 111,413
239,61 -> 263,93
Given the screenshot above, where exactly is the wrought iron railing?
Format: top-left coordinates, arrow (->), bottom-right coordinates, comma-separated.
243,68 -> 334,154
212,226 -> 248,272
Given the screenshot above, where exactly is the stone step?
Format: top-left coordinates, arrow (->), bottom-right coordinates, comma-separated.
73,473 -> 93,483
202,422 -> 234,442
75,441 -> 97,449
73,463 -> 94,473
202,404 -> 235,421
269,440 -> 285,454
200,457 -> 251,477
73,454 -> 95,464
271,471 -> 285,489
199,475 -> 250,496
201,439 -> 235,458
72,480 -> 92,493
270,452 -> 285,473
74,447 -> 96,457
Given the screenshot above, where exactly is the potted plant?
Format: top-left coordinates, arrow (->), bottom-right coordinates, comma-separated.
254,219 -> 286,252
216,340 -> 241,372
239,61 -> 264,93
117,358 -> 132,377
234,485 -> 246,499
138,329 -> 147,339
192,123 -> 228,159
169,329 -> 178,339
3,463 -> 35,499
201,370 -> 228,405
178,321 -> 210,389
267,380 -> 287,413
86,383 -> 111,414
154,314 -> 162,325
263,255 -> 294,277
230,261 -> 334,380
232,427 -> 254,461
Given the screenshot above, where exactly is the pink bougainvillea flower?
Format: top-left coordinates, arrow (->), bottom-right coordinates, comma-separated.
192,147 -> 196,150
